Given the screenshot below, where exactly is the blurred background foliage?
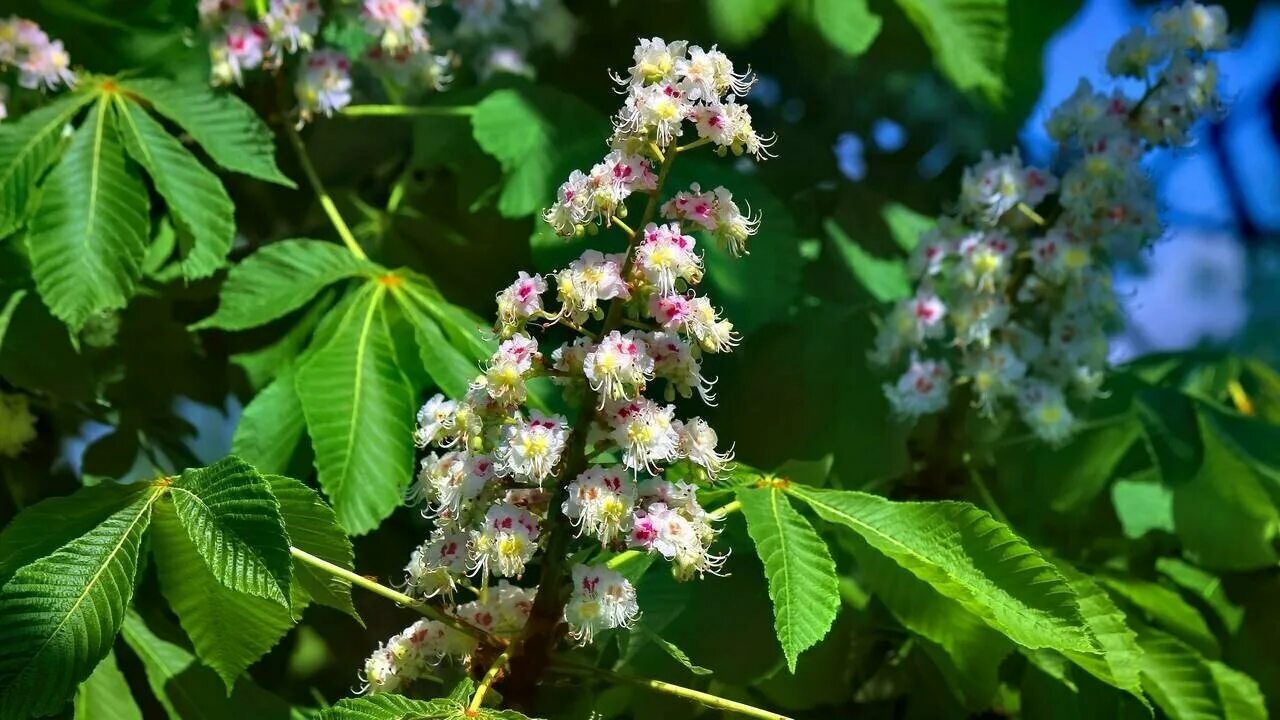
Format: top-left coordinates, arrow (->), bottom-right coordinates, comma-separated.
2,0 -> 1279,718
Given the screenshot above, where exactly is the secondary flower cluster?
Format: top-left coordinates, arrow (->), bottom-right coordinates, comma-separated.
0,16 -> 75,122
542,38 -> 771,243
197,0 -> 450,120
359,37 -> 769,693
871,1 -> 1228,444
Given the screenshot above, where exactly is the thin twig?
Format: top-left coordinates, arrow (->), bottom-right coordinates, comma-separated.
611,215 -> 636,238
283,125 -> 369,261
550,663 -> 792,720
288,547 -> 495,643
340,104 -> 476,118
676,137 -> 712,153
468,648 -> 512,712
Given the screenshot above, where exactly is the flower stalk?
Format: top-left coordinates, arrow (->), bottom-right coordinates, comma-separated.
283,124 -> 369,261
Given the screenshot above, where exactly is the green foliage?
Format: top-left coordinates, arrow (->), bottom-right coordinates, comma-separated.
296,284 -> 417,534
168,456 -> 294,605
25,101 -> 151,331
318,696 -> 457,719
0,93 -> 94,236
786,485 -> 1099,655
810,0 -> 883,57
1136,626 -> 1267,720
74,650 -> 143,720
895,0 -> 1010,102
0,487 -> 160,717
738,484 -> 840,672
115,77 -> 295,188
121,612 -> 296,720
193,239 -> 377,331
152,504 -> 297,690
470,86 -> 609,218
266,474 -> 358,619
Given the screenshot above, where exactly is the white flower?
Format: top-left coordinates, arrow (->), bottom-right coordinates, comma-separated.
265,0 -> 322,54
620,37 -> 686,87
884,356 -> 951,420
684,296 -> 738,353
363,0 -> 430,52
646,331 -> 716,404
414,394 -> 456,448
209,19 -> 266,87
471,503 -> 541,578
676,417 -> 732,478
403,530 -> 471,598
583,330 -> 654,404
606,398 -> 680,472
295,50 -> 352,120
555,250 -> 629,322
496,272 -> 547,333
563,466 -> 638,545
1017,382 -> 1076,445
565,564 -> 639,644
496,411 -> 569,484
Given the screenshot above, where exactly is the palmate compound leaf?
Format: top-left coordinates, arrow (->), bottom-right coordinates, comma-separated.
120,611 -> 296,720
231,366 -> 308,476
151,500 -> 298,691
266,474 -> 359,620
0,91 -> 95,237
73,649 -> 143,720
851,537 -> 1013,708
737,485 -> 840,672
1136,625 -> 1267,720
893,0 -> 1009,103
0,485 -> 165,718
168,456 -> 293,605
194,239 -> 378,331
25,100 -> 151,331
389,278 -> 483,399
116,77 -> 294,187
784,485 -> 1100,656
113,95 -> 235,280
1054,565 -> 1147,705
296,283 -> 417,535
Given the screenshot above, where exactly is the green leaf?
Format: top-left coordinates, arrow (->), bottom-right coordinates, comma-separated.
117,78 -> 294,187
120,612 -> 296,720
1055,566 -> 1147,703
232,367 -> 308,475
470,86 -> 608,218
1112,471 -> 1174,539
637,623 -> 713,676
825,218 -> 910,303
1137,387 -> 1204,485
1156,559 -> 1243,635
74,650 -> 143,720
853,539 -> 1012,708
1099,575 -> 1217,658
0,480 -> 146,584
0,92 -> 94,237
894,0 -> 1009,102
786,485 -> 1098,655
318,695 -> 458,720
169,456 -> 293,605
391,282 -> 480,398
26,101 -> 152,331
1171,412 -> 1278,571
812,0 -> 882,56
0,487 -> 161,717
707,0 -> 789,44
195,239 -> 375,331
738,485 -> 840,672
266,474 -> 358,620
151,501 -> 296,690
296,284 -> 417,534
1136,626 -> 1266,720
113,96 -> 235,280
880,202 -> 933,253
0,289 -> 26,352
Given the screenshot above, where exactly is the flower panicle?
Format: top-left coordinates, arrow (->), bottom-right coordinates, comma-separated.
870,1 -> 1229,445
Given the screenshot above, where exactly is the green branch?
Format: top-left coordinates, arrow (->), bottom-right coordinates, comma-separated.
287,546 -> 492,643
339,104 -> 476,118
550,663 -> 793,720
282,124 -> 368,261
468,647 -> 512,712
